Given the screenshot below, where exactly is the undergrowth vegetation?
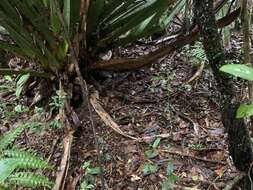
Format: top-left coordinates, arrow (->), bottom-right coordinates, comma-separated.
0,125 -> 53,189
0,0 -> 249,189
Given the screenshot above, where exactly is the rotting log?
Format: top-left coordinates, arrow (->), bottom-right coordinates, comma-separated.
88,8 -> 240,72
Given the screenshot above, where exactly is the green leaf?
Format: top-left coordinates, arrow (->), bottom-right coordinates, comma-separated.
15,74 -> 30,98
236,104 -> 253,118
143,163 -> 158,175
166,162 -> 174,175
14,105 -> 28,113
86,167 -> 102,175
152,137 -> 161,149
145,149 -> 158,159
0,125 -> 26,151
3,76 -> 12,82
220,64 -> 253,81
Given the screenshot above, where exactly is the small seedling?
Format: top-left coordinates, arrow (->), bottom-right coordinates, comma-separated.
14,104 -> 29,113
144,138 -> 161,159
161,162 -> 179,190
143,163 -> 159,175
80,161 -> 102,190
49,90 -> 68,113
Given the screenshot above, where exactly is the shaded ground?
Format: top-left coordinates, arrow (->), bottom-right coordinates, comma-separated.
0,34 -> 248,190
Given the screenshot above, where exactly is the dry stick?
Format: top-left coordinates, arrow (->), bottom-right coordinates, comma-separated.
248,163 -> 253,190
160,149 -> 226,165
90,92 -> 137,140
187,61 -> 205,83
53,81 -> 74,190
53,1 -> 106,188
53,131 -> 73,190
90,92 -> 177,142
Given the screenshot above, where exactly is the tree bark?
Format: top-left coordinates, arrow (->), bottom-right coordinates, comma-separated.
194,0 -> 234,105
194,1 -> 253,189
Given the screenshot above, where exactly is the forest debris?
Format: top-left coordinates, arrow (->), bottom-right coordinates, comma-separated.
187,61 -> 205,83
53,131 -> 73,190
90,92 -> 137,140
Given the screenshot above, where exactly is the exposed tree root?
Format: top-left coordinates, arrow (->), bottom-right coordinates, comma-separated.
90,91 -> 138,140
88,8 -> 240,72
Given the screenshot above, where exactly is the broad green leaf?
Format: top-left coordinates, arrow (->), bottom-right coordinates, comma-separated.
86,167 -> 102,175
236,104 -> 253,118
87,0 -> 105,36
220,64 -> 253,81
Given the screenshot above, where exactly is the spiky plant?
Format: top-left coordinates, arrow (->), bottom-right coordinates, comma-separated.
0,0 -> 187,77
0,124 -> 54,189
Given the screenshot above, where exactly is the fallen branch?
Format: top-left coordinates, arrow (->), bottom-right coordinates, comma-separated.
53,131 -> 73,190
89,8 -> 240,72
160,149 -> 226,165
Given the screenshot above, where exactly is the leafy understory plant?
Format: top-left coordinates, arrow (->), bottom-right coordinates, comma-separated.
161,162 -> 178,190
186,41 -> 207,66
0,124 -> 54,189
80,161 -> 102,190
145,137 -> 161,159
143,138 -> 161,175
220,64 -> 253,118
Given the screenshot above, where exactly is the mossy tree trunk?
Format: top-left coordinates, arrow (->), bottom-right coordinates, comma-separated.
194,1 -> 253,188
193,0 -> 234,105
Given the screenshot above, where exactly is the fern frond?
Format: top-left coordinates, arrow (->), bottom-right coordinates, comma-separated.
0,125 -> 26,151
8,172 -> 54,188
3,149 -> 52,169
16,157 -> 51,170
3,149 -> 37,159
0,182 -> 10,190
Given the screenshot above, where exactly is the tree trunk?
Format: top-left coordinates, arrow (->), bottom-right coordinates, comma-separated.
193,0 -> 234,105
194,1 -> 253,188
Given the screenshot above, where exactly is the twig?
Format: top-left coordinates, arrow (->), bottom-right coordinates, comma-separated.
46,138 -> 59,163
161,149 -> 226,165
90,92 -> 137,140
53,131 -> 73,190
187,61 -> 205,83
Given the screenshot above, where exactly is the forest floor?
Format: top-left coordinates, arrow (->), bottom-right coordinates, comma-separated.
0,34 -> 248,190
